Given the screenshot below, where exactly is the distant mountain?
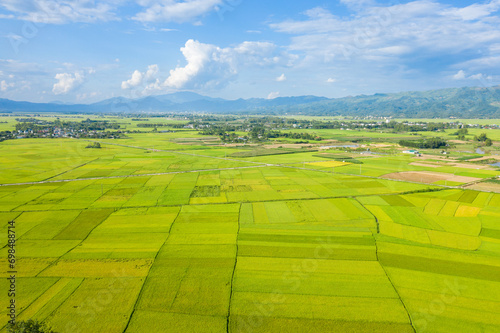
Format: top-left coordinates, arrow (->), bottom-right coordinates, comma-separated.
1,86 -> 499,118
259,86 -> 500,118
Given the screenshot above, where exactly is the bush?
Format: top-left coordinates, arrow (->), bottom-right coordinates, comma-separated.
8,320 -> 56,333
85,142 -> 101,149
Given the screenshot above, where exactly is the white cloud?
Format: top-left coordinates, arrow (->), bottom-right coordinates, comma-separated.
0,0 -> 119,24
452,70 -> 491,81
122,64 -> 160,90
458,56 -> 500,70
267,91 -> 280,99
121,70 -> 143,89
52,72 -> 84,95
0,59 -> 44,75
276,73 -> 286,82
118,37 -> 293,95
145,64 -> 159,81
271,1 -> 500,66
1,80 -> 14,92
164,39 -> 236,89
163,40 -> 286,89
469,73 -> 484,80
133,0 -> 223,23
453,70 -> 466,80
326,78 -> 336,83
444,1 -> 500,21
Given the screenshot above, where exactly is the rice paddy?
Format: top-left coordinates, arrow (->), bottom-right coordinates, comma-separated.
1,119 -> 500,333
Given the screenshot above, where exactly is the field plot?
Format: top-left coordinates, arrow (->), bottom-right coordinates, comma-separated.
306,160 -> 351,168
127,204 -> 239,332
2,129 -> 500,333
379,243 -> 500,333
381,171 -> 480,185
359,189 -> 500,333
231,210 -> 413,332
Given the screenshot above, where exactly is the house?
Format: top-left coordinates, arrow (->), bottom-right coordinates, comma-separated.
403,150 -> 420,155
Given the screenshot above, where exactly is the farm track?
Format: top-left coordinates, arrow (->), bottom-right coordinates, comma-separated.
354,198 -> 416,332
373,237 -> 417,333
122,208 -> 182,332
42,157 -> 101,182
34,209 -> 115,278
226,204 -> 241,333
0,165 -> 267,187
8,188 -> 446,214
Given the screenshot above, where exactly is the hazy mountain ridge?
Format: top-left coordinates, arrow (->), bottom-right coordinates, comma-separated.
1,86 -> 499,118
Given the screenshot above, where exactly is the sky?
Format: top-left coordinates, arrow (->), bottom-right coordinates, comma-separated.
0,0 -> 499,103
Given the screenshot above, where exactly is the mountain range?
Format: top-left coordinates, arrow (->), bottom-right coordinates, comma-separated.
1,86 -> 500,118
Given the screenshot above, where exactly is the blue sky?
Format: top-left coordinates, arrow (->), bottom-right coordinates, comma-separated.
0,0 -> 499,103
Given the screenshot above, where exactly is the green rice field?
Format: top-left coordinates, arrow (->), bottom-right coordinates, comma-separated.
1,120 -> 500,332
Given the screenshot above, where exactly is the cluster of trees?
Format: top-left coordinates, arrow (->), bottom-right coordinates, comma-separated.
183,115 -> 462,133
15,118 -> 121,132
85,142 -> 101,149
8,320 -> 56,333
474,133 -> 493,146
136,123 -> 167,128
452,128 -> 469,140
199,122 -> 322,143
0,130 -> 15,142
399,137 -> 448,149
266,130 -> 321,141
9,118 -> 126,140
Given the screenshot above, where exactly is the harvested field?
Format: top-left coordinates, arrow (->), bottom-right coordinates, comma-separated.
465,182 -> 500,193
409,162 -> 441,168
469,155 -> 500,162
450,162 -> 495,170
381,171 -> 480,184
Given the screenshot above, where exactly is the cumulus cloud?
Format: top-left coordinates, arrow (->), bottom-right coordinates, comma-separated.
121,64 -> 159,90
133,0 -> 223,23
164,39 -> 232,89
453,70 -> 466,80
326,78 -> 336,83
452,70 -> 491,81
121,70 -> 143,89
0,0 -> 119,24
469,73 -> 484,80
52,72 -> 84,95
124,39 -> 289,92
164,40 -> 286,89
1,80 -> 14,92
276,73 -> 286,82
267,91 -> 280,99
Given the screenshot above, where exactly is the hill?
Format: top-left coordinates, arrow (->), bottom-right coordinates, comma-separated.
1,86 -> 499,118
